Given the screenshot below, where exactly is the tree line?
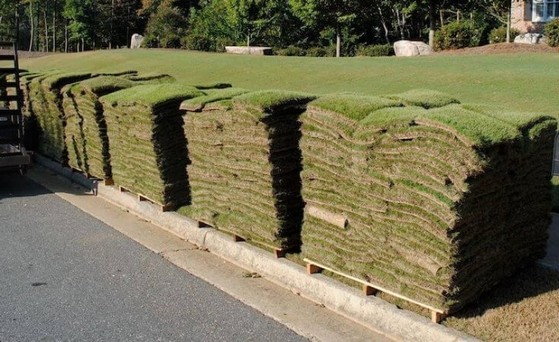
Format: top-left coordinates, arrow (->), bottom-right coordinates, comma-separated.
0,0 -> 512,55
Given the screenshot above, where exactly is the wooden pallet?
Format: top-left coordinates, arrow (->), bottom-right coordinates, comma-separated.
118,185 -> 173,212
304,258 -> 448,323
230,232 -> 296,258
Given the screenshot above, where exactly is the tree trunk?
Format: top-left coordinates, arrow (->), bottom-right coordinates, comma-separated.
336,26 -> 341,58
43,8 -> 49,52
52,0 -> 56,52
64,21 -> 68,53
377,5 -> 390,44
28,1 -> 34,52
506,8 -> 511,43
429,0 -> 436,48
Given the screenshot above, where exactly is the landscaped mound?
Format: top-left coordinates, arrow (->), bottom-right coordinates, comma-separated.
100,83 -> 204,210
180,90 -> 316,251
300,90 -> 556,312
28,71 -> 93,163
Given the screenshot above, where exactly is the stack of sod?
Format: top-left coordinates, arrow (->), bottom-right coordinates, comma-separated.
180,90 -> 316,251
100,83 -> 204,210
19,72 -> 44,150
28,71 -> 93,163
300,90 -> 556,313
62,76 -> 137,178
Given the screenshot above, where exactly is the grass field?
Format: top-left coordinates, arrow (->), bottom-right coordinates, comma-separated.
20,48 -> 559,117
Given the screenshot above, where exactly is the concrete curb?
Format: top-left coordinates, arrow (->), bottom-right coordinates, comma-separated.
35,155 -> 478,342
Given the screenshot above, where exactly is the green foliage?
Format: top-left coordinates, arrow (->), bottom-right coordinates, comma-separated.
356,44 -> 394,57
276,45 -> 306,56
143,4 -> 188,48
489,26 -> 520,44
306,46 -> 334,57
64,0 -> 98,48
181,33 -> 214,51
434,20 -> 483,51
545,18 -> 559,47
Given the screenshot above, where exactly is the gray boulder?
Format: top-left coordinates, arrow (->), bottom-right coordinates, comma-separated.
394,40 -> 433,57
130,34 -> 144,49
514,33 -> 543,44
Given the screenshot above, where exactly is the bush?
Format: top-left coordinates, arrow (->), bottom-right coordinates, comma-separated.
356,44 -> 395,57
489,26 -> 520,44
182,34 -> 214,51
275,46 -> 306,56
306,46 -> 332,57
545,18 -> 559,47
434,20 -> 482,50
143,5 -> 187,48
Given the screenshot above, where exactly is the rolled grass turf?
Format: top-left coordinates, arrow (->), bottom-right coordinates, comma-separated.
180,89 -> 316,250
27,71 -> 93,163
300,90 -> 556,312
62,75 -> 138,178
100,83 -> 204,210
61,72 -> 181,179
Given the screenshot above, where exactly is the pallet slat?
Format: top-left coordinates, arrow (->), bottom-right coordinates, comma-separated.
304,258 -> 447,323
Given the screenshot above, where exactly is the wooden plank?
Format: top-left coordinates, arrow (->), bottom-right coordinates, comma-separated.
303,258 -> 445,314
431,311 -> 447,324
306,205 -> 348,229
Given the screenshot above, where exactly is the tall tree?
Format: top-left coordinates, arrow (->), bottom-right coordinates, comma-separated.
64,0 -> 98,51
290,0 -> 362,57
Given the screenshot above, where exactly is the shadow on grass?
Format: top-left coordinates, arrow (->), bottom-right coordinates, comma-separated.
450,263 -> 559,319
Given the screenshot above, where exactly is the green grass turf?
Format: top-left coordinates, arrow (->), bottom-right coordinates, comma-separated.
19,49 -> 559,117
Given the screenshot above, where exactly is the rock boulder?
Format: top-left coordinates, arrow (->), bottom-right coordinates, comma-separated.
514,33 -> 543,44
130,34 -> 144,49
394,40 -> 433,57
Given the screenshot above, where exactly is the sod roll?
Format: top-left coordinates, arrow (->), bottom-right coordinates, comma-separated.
180,90 -> 316,250
100,83 -> 204,210
62,76 -> 137,178
28,71 -> 93,163
300,90 -> 556,312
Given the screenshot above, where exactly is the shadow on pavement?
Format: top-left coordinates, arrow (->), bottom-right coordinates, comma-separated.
0,172 -> 52,200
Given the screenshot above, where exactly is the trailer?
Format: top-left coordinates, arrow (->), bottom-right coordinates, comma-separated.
0,41 -> 31,174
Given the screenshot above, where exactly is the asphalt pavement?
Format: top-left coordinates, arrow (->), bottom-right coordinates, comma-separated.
0,174 -> 307,341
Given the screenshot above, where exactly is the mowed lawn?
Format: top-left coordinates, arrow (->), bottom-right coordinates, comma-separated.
20,49 -> 559,340
21,48 -> 559,116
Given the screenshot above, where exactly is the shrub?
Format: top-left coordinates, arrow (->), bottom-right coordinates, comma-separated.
306,46 -> 331,57
545,18 -> 559,47
489,26 -> 520,44
434,20 -> 482,50
143,5 -> 187,48
356,44 -> 395,57
182,34 -> 214,51
275,45 -> 306,56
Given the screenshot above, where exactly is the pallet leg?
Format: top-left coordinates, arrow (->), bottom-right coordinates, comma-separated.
306,263 -> 323,275
104,178 -> 114,186
234,235 -> 246,242
274,249 -> 287,258
363,285 -> 378,296
431,311 -> 447,324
